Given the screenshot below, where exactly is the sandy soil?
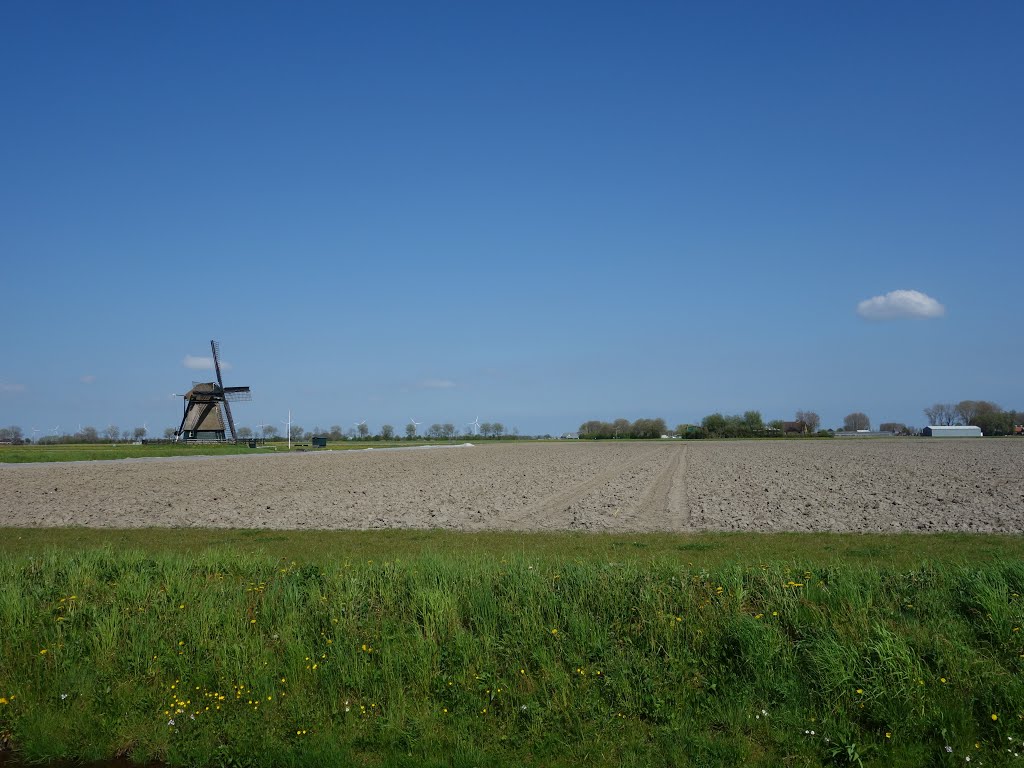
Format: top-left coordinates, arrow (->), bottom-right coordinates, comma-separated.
1,440 -> 1021,532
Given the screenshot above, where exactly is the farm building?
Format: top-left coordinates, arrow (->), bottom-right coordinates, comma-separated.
923,425 -> 982,437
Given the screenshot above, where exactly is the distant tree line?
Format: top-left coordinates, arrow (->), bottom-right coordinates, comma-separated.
578,412 -> 831,440
579,418 -> 668,440
238,422 -> 516,442
924,401 -> 1021,436
0,425 -> 152,444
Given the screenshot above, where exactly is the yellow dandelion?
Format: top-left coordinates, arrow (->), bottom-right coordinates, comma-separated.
885,732 -> 891,739
550,628 -> 558,635
856,689 -> 863,694
992,714 -> 999,721
39,649 -> 47,655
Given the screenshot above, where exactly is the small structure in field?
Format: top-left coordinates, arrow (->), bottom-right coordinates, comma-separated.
783,420 -> 807,435
923,425 -> 982,437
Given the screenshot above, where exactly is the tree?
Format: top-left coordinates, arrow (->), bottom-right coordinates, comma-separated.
290,425 -> 303,441
702,413 -> 727,437
380,424 -> 395,440
105,425 -> 120,441
767,419 -> 784,432
795,410 -> 820,433
357,422 -> 369,439
923,403 -> 956,426
237,426 -> 253,439
479,422 -> 493,438
579,420 -> 611,439
743,411 -> 764,433
879,422 -> 908,435
263,425 -> 279,438
441,423 -> 455,439
405,423 -> 417,440
427,423 -> 443,438
329,425 -> 344,441
492,423 -> 505,438
955,400 -> 981,426
612,418 -> 631,438
843,412 -> 870,431
968,402 -> 1012,435
132,426 -> 146,441
630,418 -> 667,439
163,427 -> 175,439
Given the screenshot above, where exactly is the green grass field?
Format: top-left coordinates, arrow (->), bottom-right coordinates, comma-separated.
0,440 -> 456,464
1,530 -> 1023,767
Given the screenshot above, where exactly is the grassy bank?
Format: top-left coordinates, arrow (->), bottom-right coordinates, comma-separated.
3,528 -> 1024,568
2,547 -> 1023,767
0,441 -> 451,463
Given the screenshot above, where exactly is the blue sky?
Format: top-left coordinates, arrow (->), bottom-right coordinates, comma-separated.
2,2 -> 1021,436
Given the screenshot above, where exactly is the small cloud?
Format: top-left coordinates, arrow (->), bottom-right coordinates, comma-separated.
856,289 -> 945,320
0,380 -> 26,394
183,355 -> 231,371
80,374 -> 96,384
418,378 -> 456,389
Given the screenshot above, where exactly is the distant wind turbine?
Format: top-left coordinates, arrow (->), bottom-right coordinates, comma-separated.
467,417 -> 480,436
409,417 -> 421,437
282,410 -> 293,450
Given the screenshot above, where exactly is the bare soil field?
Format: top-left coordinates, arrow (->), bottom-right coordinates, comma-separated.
1,440 -> 1021,532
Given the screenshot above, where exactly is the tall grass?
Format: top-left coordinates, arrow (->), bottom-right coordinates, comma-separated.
1,549 -> 1022,767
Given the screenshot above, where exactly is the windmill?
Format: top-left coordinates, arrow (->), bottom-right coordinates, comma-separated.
174,340 -> 251,442
408,417 -> 421,437
467,416 -> 480,436
354,419 -> 367,439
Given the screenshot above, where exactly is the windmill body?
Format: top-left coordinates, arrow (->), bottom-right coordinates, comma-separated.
175,340 -> 251,442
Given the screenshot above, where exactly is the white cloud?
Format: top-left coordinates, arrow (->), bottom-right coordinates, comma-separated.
0,381 -> 26,394
418,378 -> 456,389
183,355 -> 231,371
80,374 -> 96,384
856,289 -> 945,320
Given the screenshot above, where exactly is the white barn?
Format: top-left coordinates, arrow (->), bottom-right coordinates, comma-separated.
923,425 -> 983,437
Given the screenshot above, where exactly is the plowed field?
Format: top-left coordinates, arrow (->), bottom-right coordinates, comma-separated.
1,440 -> 1021,532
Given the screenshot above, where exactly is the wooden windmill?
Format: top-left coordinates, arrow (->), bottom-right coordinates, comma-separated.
174,340 -> 251,442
